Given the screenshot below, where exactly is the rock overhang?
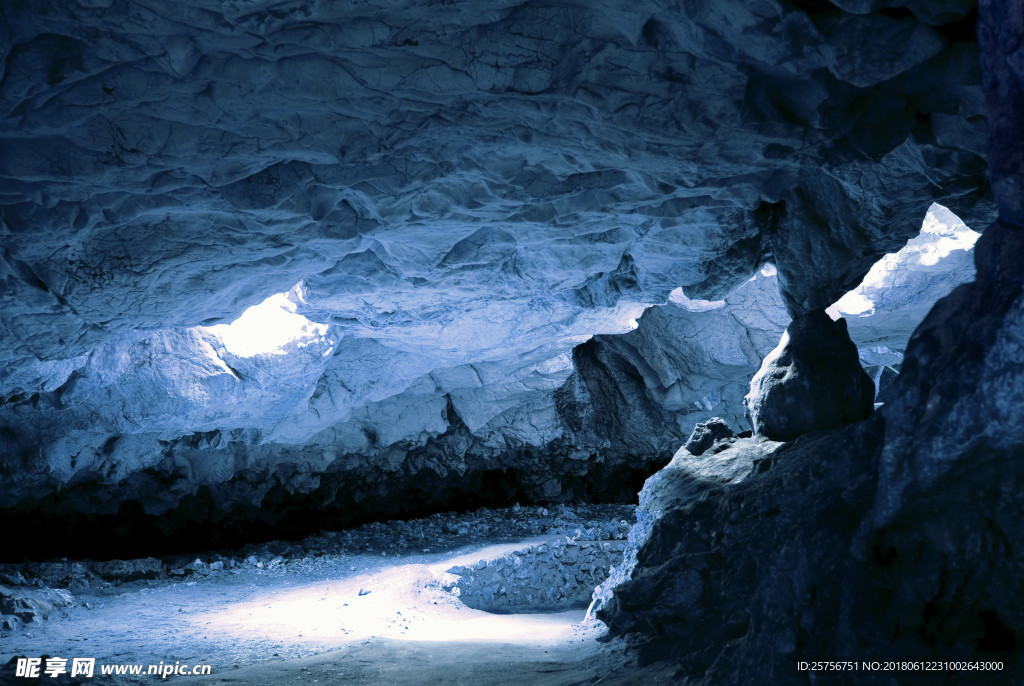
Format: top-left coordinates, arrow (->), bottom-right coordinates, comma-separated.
0,1 -> 994,368
0,0 -> 999,552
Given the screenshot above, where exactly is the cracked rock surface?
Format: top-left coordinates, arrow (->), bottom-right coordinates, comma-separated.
599,3 -> 1024,682
744,310 -> 874,441
0,212 -> 979,556
0,0 -> 998,553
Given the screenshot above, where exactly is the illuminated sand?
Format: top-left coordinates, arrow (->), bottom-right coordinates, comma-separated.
2,540 -> 630,685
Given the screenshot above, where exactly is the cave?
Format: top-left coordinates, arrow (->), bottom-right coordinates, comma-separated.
1,0 -> 1023,684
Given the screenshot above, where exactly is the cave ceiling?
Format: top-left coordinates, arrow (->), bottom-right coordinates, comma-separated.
1,0 -> 991,368
0,0 -> 995,536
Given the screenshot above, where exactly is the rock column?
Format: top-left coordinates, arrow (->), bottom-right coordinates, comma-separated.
744,310 -> 874,441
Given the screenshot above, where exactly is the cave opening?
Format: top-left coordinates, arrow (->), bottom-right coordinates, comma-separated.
198,282 -> 334,360
3,0 -> 1024,683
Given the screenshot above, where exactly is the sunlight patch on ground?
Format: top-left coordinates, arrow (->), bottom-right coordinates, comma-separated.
195,543 -> 585,648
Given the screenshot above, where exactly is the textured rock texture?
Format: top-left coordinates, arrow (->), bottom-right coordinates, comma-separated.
0,585 -> 75,631
0,212 -> 981,557
444,538 -> 627,613
745,310 -> 874,441
869,0 -> 1024,523
600,1 -> 1024,682
2,0 -> 1019,679
598,427 -> 882,679
0,263 -> 791,558
0,0 -> 993,376
682,417 -> 736,457
0,0 -> 992,366
589,435 -> 782,624
0,0 -> 999,555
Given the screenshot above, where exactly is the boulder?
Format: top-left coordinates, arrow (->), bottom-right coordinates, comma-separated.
0,585 -> 75,625
745,311 -> 874,441
91,557 -> 164,582
24,561 -> 94,587
683,418 -> 736,456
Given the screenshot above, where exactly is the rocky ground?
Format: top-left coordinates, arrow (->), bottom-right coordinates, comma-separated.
1,504 -> 640,686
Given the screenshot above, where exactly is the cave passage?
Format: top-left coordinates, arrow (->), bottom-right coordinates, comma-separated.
3,0 -> 1023,683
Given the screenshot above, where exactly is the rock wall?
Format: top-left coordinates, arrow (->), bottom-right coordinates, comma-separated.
0,0 -> 1000,558
598,1 -> 1024,682
1,0 -> 995,383
0,208 -> 981,558
0,256 -> 790,558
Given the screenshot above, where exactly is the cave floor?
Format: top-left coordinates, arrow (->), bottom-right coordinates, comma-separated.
3,505 -> 660,685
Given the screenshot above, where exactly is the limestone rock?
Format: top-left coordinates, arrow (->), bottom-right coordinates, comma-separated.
745,311 -> 874,441
23,561 -> 93,588
683,418 -> 736,456
0,585 -> 75,625
91,557 -> 164,583
0,217 -> 983,556
590,435 -> 783,624
866,0 -> 1024,523
0,265 -> 789,557
0,0 -> 992,380
0,0 -> 1000,563
597,422 -> 893,682
597,4 -> 1024,682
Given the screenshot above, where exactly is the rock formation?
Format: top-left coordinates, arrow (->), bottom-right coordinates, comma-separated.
682,417 -> 737,456
745,310 -> 875,441
599,1 -> 1024,682
2,0 -> 1021,679
0,0 -> 999,558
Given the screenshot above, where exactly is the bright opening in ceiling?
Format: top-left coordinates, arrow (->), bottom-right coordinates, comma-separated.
917,203 -> 981,265
200,282 -> 333,358
828,203 -> 979,320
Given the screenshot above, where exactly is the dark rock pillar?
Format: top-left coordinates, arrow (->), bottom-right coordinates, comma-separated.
598,2 -> 1024,681
833,2 -> 1024,664
868,0 -> 1024,524
744,310 -> 874,441
980,0 -> 1024,228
